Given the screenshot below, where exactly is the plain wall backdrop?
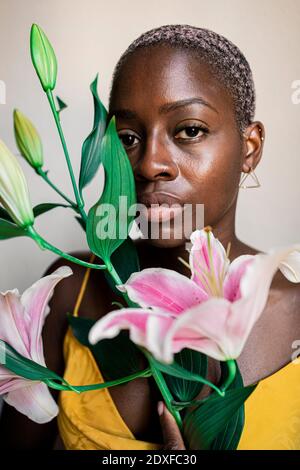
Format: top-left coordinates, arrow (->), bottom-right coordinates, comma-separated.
1,0 -> 300,293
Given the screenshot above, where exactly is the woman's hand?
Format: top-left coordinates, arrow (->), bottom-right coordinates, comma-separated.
157,401 -> 186,450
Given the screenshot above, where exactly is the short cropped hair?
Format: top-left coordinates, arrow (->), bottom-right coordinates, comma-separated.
108,24 -> 256,134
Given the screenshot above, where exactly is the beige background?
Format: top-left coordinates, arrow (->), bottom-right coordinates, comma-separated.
0,0 -> 300,292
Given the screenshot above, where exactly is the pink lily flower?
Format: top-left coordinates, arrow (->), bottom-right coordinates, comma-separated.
0,266 -> 72,423
89,228 -> 300,363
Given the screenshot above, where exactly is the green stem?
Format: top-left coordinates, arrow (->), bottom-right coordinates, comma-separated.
143,351 -> 183,431
106,258 -> 138,307
220,359 -> 237,392
46,90 -> 87,223
104,258 -> 182,428
26,226 -> 106,270
36,167 -> 77,208
46,367 -> 152,393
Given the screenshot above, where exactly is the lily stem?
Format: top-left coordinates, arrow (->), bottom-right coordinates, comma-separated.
220,359 -> 237,392
46,90 -> 87,223
46,367 -> 152,393
26,225 -> 106,270
36,167 -> 77,209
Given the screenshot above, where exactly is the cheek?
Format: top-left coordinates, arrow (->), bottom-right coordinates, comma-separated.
180,137 -> 242,223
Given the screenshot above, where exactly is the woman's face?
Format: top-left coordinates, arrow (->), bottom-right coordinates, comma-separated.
108,45 -> 246,248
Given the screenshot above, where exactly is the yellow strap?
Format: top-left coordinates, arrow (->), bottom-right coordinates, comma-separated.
73,253 -> 96,317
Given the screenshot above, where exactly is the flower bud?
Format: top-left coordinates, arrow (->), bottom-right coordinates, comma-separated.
30,24 -> 57,92
0,140 -> 34,227
14,109 -> 43,169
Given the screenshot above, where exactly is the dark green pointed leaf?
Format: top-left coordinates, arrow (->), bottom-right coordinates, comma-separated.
0,218 -> 27,239
210,363 -> 246,450
163,349 -> 208,402
0,340 -> 66,383
56,96 -> 67,113
103,236 -> 140,294
79,75 -> 107,193
183,362 -> 256,450
149,354 -> 211,386
33,202 -> 69,217
67,314 -> 144,381
86,116 -> 136,264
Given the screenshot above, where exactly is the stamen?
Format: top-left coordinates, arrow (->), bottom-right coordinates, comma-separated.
226,241 -> 231,259
206,229 -> 221,296
178,256 -> 191,271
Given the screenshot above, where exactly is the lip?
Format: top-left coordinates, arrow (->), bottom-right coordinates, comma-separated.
137,191 -> 182,207
137,192 -> 184,223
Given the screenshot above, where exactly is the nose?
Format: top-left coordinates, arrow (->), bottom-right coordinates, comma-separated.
133,131 -> 179,182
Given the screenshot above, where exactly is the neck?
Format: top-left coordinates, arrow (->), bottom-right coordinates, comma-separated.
138,202 -> 247,275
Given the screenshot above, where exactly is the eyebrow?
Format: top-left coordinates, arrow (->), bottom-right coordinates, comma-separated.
111,97 -> 218,120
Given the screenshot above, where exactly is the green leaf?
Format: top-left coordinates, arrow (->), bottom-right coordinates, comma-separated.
33,202 -> 69,217
67,314 -> 145,381
163,349 -> 208,402
0,204 -> 68,238
75,215 -> 86,232
79,75 -> 107,194
56,96 -> 67,113
0,218 -> 27,239
103,236 -> 140,294
0,339 -> 66,383
183,362 -> 257,450
86,116 -> 136,264
149,354 -> 212,387
210,363 -> 246,450
30,24 -> 57,92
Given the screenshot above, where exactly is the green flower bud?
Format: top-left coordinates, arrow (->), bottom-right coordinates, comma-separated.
30,24 -> 57,92
0,140 -> 34,227
14,109 -> 43,169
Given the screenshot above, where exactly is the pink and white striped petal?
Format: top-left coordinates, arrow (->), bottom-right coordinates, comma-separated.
189,229 -> 229,295
89,308 -> 174,359
117,267 -> 208,314
223,255 -> 254,301
3,381 -> 58,424
163,298 -> 234,362
0,289 -> 30,358
21,266 -> 73,364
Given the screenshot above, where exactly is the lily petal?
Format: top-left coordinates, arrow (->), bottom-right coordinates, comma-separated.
89,307 -> 174,359
190,229 -> 229,295
223,255 -> 254,301
163,298 -> 234,363
3,381 -> 58,423
0,371 -> 30,395
231,245 -> 300,344
21,266 -> 73,364
118,267 -> 208,314
0,289 -> 30,358
279,249 -> 300,282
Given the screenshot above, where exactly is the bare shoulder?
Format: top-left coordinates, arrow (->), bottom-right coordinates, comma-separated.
238,269 -> 300,386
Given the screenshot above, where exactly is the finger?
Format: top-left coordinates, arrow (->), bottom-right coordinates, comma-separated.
158,401 -> 186,450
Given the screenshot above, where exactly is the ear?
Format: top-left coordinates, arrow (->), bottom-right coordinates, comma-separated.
241,121 -> 265,173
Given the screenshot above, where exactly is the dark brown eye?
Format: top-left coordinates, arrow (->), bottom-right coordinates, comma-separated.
175,124 -> 208,140
118,132 -> 139,149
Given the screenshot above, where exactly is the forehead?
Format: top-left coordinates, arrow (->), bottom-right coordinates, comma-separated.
109,45 -> 234,118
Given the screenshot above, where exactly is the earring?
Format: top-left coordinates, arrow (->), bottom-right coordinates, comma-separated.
239,168 -> 261,189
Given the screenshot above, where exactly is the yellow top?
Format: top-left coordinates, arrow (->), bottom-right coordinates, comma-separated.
57,255 -> 300,450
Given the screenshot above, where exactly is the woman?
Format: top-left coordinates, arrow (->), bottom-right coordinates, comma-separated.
1,24 -> 300,450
